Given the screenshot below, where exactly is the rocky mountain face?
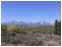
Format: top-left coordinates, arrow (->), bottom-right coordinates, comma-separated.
2,20 -> 54,26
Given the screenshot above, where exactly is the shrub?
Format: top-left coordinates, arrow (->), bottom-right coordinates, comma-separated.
1,24 -> 7,34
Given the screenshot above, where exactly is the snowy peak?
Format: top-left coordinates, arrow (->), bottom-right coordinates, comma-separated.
38,20 -> 46,24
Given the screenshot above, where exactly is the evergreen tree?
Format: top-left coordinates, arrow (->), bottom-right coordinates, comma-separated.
58,20 -> 61,35
54,19 -> 61,36
54,19 -> 58,35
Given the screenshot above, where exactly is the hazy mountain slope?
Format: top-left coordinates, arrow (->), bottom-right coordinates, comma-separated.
2,20 -> 54,26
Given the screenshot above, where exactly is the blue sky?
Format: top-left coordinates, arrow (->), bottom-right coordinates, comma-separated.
1,1 -> 61,23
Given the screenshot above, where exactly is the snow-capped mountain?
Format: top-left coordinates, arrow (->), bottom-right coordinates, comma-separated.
37,20 -> 48,25
38,20 -> 46,24
2,20 -> 54,26
36,20 -> 53,26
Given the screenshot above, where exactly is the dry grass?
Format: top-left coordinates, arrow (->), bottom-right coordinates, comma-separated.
1,33 -> 61,46
1,42 -> 24,46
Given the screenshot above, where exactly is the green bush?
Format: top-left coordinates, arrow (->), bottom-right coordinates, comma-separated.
1,24 -> 7,34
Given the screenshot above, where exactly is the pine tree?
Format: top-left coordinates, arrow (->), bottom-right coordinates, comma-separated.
54,19 -> 61,36
54,19 -> 58,35
58,20 -> 61,35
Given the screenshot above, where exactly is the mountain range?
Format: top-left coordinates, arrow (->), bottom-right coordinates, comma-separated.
2,20 -> 54,26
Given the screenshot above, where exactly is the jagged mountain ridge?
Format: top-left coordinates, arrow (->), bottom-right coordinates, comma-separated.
2,20 -> 54,26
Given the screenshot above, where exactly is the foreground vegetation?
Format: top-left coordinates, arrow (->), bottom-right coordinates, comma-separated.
1,33 -> 61,46
1,19 -> 61,46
